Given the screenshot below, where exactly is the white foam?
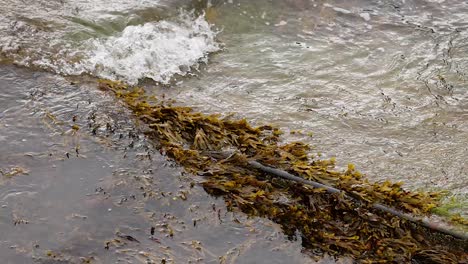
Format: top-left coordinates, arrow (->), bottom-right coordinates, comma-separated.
324,4 -> 352,15
274,20 -> 288,27
359,13 -> 371,21
333,7 -> 352,15
3,12 -> 220,85
81,13 -> 220,84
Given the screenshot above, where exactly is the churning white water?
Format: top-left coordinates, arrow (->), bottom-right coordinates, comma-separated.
0,1 -> 219,84
82,13 -> 219,84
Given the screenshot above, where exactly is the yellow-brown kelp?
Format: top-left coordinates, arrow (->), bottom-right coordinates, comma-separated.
98,80 -> 467,263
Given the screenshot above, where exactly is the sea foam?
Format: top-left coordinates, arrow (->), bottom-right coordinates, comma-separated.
82,13 -> 220,84
6,12 -> 219,85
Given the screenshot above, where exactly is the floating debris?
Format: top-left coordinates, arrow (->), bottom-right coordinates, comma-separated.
0,166 -> 29,178
13,214 -> 29,226
98,80 -> 467,263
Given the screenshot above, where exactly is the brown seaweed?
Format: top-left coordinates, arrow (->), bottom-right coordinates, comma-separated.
98,80 -> 467,263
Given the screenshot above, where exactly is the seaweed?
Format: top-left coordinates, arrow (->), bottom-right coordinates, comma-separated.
0,166 -> 29,178
98,80 -> 467,263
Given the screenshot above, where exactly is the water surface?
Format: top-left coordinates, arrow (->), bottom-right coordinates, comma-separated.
0,66 -> 320,263
1,0 -> 467,262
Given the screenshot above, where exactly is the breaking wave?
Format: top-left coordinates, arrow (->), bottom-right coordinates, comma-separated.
1,11 -> 220,85
83,13 -> 219,84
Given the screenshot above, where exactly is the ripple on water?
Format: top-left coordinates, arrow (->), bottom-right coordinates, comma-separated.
1,0 -> 468,260
148,1 -> 468,200
0,1 -> 219,85
0,65 -> 321,263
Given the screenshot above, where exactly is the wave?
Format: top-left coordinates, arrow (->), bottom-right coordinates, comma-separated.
1,11 -> 220,85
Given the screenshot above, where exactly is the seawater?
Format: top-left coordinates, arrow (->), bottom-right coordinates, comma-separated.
0,0 -> 467,262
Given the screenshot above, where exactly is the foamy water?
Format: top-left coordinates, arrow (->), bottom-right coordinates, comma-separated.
0,1 -> 219,84
83,13 -> 219,84
1,1 -> 467,262
31,12 -> 220,84
1,0 -> 467,197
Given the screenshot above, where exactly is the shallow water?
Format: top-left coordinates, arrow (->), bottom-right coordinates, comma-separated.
171,0 -> 468,196
1,0 -> 468,262
0,66 -> 325,263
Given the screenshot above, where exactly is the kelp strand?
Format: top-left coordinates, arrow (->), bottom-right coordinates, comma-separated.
98,80 -> 468,263
248,160 -> 468,240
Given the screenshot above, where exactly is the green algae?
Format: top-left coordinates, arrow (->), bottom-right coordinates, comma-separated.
98,80 -> 467,263
432,194 -> 467,217
431,194 -> 468,229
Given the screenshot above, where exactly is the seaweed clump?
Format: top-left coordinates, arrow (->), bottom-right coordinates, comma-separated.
98,80 -> 467,263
